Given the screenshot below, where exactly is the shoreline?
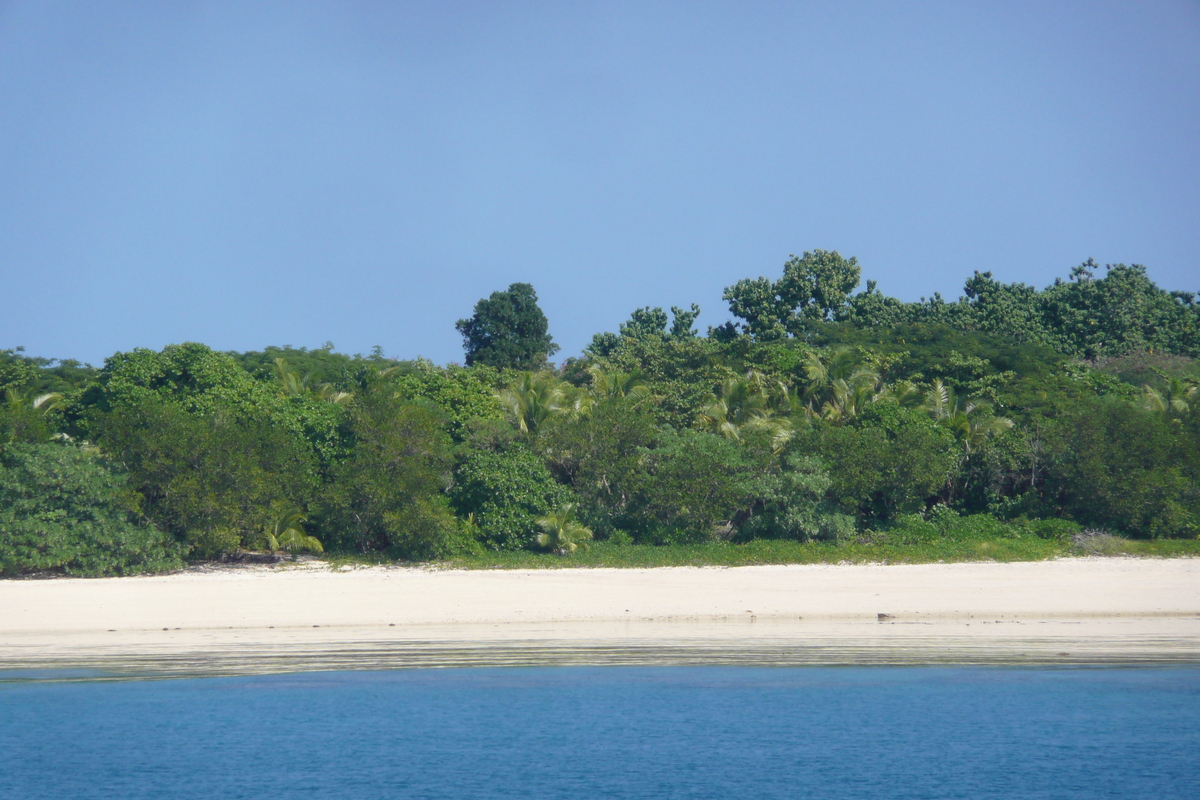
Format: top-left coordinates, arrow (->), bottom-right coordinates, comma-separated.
3,558 -> 1198,679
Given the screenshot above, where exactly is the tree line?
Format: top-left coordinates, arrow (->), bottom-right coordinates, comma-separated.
2,254 -> 1198,575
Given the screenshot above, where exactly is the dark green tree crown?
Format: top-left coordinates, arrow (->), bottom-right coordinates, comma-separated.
723,249 -> 862,340
456,282 -> 560,369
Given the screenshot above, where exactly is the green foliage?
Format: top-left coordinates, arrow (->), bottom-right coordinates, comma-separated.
0,394 -> 54,445
388,359 -> 505,440
1037,262 -> 1200,358
800,403 -> 958,519
9,253 -> 1200,565
535,503 -> 594,555
736,453 -> 856,542
537,399 -> 660,533
496,371 -> 570,435
796,347 -> 882,425
316,390 -> 467,560
1097,352 -> 1200,389
265,509 -> 324,557
837,261 -> 1200,359
456,282 -> 559,369
78,342 -> 264,413
694,370 -> 795,455
723,250 -> 861,340
586,304 -> 702,357
0,348 -> 43,396
96,397 -> 320,557
449,444 -> 574,550
71,342 -> 346,467
228,343 -> 387,387
0,443 -> 182,576
877,510 -> 1080,547
437,525 -> 1200,569
0,351 -> 63,445
619,429 -> 774,542
953,424 -> 1047,517
588,335 -> 733,427
1044,399 -> 1200,538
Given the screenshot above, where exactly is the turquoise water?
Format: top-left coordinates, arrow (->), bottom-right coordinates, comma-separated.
2,667 -> 1198,799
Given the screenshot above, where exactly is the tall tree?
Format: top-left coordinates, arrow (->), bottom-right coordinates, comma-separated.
724,250 -> 861,340
315,388 -> 461,558
456,283 -> 559,369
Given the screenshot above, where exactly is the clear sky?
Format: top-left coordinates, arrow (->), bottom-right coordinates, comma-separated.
2,1 -> 1198,366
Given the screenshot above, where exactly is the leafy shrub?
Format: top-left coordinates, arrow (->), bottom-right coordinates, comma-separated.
1018,517 -> 1081,541
316,392 -> 468,560
536,399 -> 660,533
736,453 -> 855,541
801,403 -> 957,519
0,443 -> 182,576
0,402 -> 52,445
1045,399 -> 1200,538
69,342 -> 346,467
618,429 -> 772,542
95,397 -> 319,557
389,360 -> 505,441
450,446 -> 574,550
881,509 -> 1057,546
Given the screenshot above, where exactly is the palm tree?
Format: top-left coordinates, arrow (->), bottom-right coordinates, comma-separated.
587,365 -> 652,404
2,389 -> 64,412
535,503 -> 594,555
923,379 -> 955,421
273,358 -> 310,396
923,379 -> 1014,456
799,348 -> 881,424
920,380 -> 1013,502
1142,378 -> 1197,415
273,358 -> 354,405
265,510 -> 323,559
800,347 -> 861,390
497,371 -> 567,434
697,371 -> 794,450
315,383 -> 355,405
875,379 -> 922,409
816,374 -> 880,424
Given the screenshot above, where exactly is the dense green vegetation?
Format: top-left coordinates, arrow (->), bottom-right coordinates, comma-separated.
3,254 -> 1199,575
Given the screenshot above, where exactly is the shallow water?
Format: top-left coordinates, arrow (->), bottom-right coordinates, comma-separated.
2,666 -> 1198,799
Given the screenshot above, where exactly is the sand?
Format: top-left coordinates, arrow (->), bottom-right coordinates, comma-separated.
2,558 -> 1198,678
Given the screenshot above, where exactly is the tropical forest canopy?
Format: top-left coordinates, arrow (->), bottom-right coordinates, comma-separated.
2,255 -> 1198,575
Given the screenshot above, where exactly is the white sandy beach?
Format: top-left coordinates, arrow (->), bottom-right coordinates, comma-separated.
2,558 -> 1198,677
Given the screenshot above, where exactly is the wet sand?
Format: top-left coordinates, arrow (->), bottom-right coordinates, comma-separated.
2,558 -> 1197,678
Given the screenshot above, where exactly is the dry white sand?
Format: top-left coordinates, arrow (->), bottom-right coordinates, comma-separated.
2,558 -> 1198,677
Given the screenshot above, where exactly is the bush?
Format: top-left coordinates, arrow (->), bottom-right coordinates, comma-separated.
0,403 -> 52,445
95,397 -> 319,557
316,392 -> 466,560
1018,517 -> 1081,541
736,453 -> 855,542
450,445 -> 574,550
885,507 -> 1070,543
618,429 -> 772,542
0,443 -> 182,576
69,342 -> 346,468
801,403 -> 958,519
536,399 -> 660,534
1045,399 -> 1200,538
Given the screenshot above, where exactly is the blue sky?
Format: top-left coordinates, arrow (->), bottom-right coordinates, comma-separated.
2,1 -> 1198,366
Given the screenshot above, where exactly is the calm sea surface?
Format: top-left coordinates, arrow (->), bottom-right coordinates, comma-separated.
2,666 -> 1198,799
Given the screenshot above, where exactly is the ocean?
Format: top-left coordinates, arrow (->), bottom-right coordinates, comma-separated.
2,666 -> 1197,799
